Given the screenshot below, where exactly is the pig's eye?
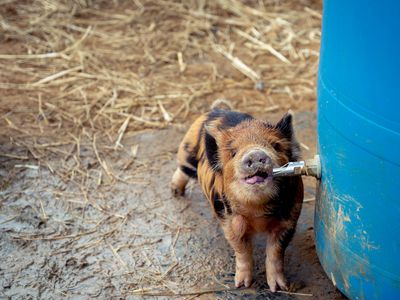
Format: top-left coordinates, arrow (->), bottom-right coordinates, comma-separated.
231,149 -> 237,158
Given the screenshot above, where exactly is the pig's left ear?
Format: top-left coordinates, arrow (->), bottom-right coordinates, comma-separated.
204,123 -> 222,142
275,112 -> 293,138
204,120 -> 231,143
204,123 -> 224,171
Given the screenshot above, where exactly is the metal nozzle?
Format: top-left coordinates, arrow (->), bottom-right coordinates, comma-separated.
272,155 -> 321,179
273,161 -> 305,177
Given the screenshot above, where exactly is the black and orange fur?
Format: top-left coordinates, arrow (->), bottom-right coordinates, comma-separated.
171,108 -> 303,292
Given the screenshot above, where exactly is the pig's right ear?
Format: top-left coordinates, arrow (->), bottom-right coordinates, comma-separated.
204,123 -> 223,171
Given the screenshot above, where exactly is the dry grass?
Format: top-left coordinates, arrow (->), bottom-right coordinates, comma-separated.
0,0 -> 321,178
0,0 -> 322,297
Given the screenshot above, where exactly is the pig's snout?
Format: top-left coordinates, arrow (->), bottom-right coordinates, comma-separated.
241,149 -> 271,173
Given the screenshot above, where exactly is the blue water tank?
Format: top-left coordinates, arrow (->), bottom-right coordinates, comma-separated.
315,1 -> 400,299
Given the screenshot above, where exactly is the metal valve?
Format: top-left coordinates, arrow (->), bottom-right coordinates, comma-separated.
273,154 -> 321,179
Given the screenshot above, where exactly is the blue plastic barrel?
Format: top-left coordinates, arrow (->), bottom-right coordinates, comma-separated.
315,1 -> 400,299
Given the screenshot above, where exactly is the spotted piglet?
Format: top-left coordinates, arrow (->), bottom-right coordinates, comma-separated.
171,108 -> 303,292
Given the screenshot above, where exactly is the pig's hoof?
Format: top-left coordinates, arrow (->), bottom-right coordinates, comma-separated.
235,270 -> 252,288
171,183 -> 185,197
267,271 -> 288,292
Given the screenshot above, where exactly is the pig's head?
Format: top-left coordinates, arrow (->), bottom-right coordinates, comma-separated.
205,113 -> 300,204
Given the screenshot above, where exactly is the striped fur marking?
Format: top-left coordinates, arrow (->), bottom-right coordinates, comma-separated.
180,165 -> 197,179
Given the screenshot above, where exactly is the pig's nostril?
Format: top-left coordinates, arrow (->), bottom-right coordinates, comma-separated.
242,150 -> 271,171
242,150 -> 270,170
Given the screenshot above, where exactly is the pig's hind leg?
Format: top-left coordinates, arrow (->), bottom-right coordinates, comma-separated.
171,142 -> 198,196
171,167 -> 192,196
171,115 -> 206,196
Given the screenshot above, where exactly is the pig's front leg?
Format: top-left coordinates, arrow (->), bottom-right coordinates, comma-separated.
265,227 -> 294,292
223,215 -> 253,288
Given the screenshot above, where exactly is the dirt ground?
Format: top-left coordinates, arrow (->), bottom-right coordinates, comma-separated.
0,111 -> 346,299
0,0 -> 346,299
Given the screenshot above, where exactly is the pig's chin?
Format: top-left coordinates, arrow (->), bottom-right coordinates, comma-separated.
230,171 -> 277,202
228,183 -> 276,205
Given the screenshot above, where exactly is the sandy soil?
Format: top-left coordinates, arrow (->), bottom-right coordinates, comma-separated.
0,110 -> 345,299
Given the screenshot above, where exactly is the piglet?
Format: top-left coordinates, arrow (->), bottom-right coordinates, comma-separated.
171,108 -> 303,292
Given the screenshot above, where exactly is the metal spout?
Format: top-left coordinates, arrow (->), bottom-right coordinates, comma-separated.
273,154 -> 321,179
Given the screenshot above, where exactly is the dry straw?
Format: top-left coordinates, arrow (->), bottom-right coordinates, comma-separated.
0,0 -> 321,186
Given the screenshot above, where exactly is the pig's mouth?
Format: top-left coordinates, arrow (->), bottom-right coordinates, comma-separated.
244,171 -> 272,185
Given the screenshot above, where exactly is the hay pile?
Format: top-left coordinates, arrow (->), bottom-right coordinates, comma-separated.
1,0 -> 321,183
0,0 -> 322,297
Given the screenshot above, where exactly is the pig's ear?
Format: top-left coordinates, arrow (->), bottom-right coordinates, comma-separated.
204,122 -> 222,141
275,112 -> 301,161
204,123 -> 223,171
275,112 -> 293,138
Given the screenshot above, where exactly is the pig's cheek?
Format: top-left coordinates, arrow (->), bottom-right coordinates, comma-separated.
231,160 -> 243,180
224,162 -> 238,182
228,180 -> 246,201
